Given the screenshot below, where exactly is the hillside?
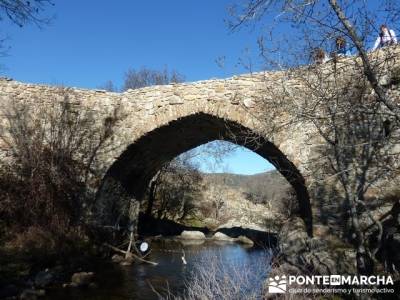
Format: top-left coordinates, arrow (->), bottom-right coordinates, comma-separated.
140,169 -> 294,232
185,170 -> 294,231
202,170 -> 292,206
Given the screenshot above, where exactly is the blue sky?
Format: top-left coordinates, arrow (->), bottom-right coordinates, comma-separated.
189,141 -> 274,175
2,1 -> 393,175
0,1 -> 278,174
200,147 -> 274,175
1,1 -> 264,87
0,1 -> 392,85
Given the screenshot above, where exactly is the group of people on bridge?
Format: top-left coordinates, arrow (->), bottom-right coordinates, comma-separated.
314,24 -> 398,64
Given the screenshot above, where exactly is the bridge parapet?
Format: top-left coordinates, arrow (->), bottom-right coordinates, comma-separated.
2,47 -> 400,235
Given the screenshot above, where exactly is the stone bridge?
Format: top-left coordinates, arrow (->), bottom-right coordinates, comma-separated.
2,52 -> 399,236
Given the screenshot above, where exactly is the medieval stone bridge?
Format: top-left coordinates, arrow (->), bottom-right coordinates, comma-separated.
1,50 -> 399,236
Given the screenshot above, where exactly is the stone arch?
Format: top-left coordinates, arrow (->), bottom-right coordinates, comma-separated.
95,112 -> 313,236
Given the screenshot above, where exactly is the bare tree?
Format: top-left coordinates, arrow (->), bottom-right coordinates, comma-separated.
0,0 -> 53,27
255,55 -> 400,275
122,66 -> 184,91
0,0 -> 53,57
209,180 -> 226,220
293,64 -> 399,274
228,0 -> 400,118
0,89 -> 123,236
228,0 -> 400,275
144,140 -> 238,223
145,155 -> 203,222
180,250 -> 269,300
98,80 -> 117,92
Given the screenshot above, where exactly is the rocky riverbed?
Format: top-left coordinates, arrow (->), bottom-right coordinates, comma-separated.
2,240 -> 271,300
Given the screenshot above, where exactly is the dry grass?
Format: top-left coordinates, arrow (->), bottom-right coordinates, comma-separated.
0,91 -> 122,236
152,249 -> 271,300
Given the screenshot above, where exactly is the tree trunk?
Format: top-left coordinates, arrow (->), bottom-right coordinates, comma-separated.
328,0 -> 399,121
145,179 -> 157,217
349,196 -> 374,275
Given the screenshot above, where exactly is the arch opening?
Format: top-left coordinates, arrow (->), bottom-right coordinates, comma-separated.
95,112 -> 313,236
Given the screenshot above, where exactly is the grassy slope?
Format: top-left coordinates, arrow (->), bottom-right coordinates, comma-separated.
202,170 -> 291,205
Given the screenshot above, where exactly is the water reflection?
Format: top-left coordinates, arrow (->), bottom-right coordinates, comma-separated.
45,240 -> 272,300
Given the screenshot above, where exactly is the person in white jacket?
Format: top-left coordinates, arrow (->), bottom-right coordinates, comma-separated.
313,48 -> 329,64
371,24 -> 397,51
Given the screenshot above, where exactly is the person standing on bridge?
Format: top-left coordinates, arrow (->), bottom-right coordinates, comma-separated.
333,37 -> 351,57
371,24 -> 397,51
313,48 -> 329,64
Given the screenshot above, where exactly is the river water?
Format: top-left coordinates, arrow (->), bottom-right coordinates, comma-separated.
44,239 -> 272,299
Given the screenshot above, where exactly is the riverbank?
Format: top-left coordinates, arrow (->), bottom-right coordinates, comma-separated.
138,213 -> 278,248
0,219 -> 277,300
0,226 -> 103,299
44,240 -> 272,300
0,236 -> 273,300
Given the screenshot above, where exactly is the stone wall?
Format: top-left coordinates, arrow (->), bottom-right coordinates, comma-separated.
1,47 -> 400,235
0,71 -> 314,176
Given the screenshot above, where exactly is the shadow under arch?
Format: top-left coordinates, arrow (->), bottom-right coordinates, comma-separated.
95,112 -> 313,236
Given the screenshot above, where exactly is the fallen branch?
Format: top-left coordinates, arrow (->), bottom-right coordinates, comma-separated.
103,243 -> 158,266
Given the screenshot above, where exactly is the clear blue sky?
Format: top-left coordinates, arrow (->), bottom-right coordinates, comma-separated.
0,1 -> 286,175
191,141 -> 274,175
2,1 -> 392,175
0,1 -> 264,87
0,1 -> 390,85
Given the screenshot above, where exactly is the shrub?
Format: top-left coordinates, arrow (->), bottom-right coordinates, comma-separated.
177,250 -> 270,300
0,90 -> 122,238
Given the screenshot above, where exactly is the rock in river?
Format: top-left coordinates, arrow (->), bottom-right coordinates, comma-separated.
63,271 -> 95,288
211,232 -> 235,242
179,230 -> 206,240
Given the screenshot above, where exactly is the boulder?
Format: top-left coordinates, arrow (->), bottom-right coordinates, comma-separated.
179,230 -> 206,240
34,269 -> 54,288
217,221 -> 266,232
111,254 -> 124,263
278,217 -> 356,275
119,256 -> 134,266
313,225 -> 330,237
211,232 -> 235,241
69,272 -> 95,287
211,232 -> 254,246
236,235 -> 254,246
20,289 -> 45,300
301,250 -> 336,275
179,239 -> 205,246
279,217 -> 308,256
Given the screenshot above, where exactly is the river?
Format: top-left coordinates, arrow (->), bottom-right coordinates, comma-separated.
44,239 -> 272,299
